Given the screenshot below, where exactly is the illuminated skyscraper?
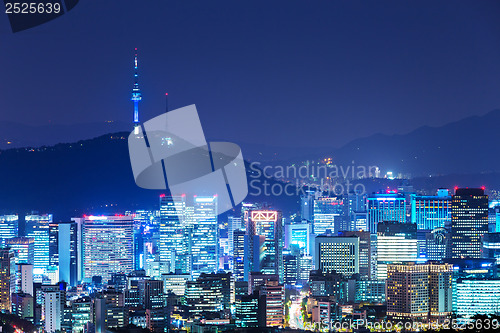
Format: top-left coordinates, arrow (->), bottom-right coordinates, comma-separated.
233,229 -> 246,282
159,195 -> 187,274
5,237 -> 34,264
367,192 -> 406,233
0,215 -> 18,245
315,235 -> 359,278
25,214 -> 52,275
246,210 -> 283,283
83,216 -> 134,283
57,222 -> 78,286
339,230 -> 371,280
191,196 -> 218,279
313,196 -> 347,235
451,188 -> 488,259
0,248 -> 15,312
386,262 -> 452,323
411,189 -> 451,230
376,222 -> 417,280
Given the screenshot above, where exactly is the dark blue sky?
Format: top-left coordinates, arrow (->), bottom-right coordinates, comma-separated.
1,0 -> 500,147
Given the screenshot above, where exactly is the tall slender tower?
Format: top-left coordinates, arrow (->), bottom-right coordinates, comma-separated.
131,48 -> 142,134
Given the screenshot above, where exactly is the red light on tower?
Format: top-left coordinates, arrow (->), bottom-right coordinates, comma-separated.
160,194 -> 166,198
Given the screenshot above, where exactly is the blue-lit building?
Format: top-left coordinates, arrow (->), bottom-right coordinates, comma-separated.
25,214 -> 52,275
246,209 -> 284,283
450,188 -> 488,259
285,223 -> 312,255
159,196 -> 187,274
367,192 -> 406,233
482,233 -> 500,264
411,189 -> 451,230
455,279 -> 500,318
0,215 -> 18,245
313,196 -> 347,235
191,196 -> 218,279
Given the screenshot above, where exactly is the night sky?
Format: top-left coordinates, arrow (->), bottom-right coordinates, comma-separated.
1,0 -> 500,148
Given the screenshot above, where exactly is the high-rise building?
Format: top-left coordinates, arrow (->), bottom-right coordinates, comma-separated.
159,195 -> 187,274
0,215 -> 19,245
5,237 -> 34,264
339,230 -> 371,280
411,190 -> 451,230
482,233 -> 500,264
11,292 -> 34,321
83,216 -> 134,283
0,247 -> 15,312
386,262 -> 452,322
25,214 -> 52,275
185,272 -> 232,319
450,188 -> 488,259
161,273 -> 190,296
233,229 -> 246,282
455,279 -> 500,318
285,223 -> 312,255
58,222 -> 78,286
44,291 -> 62,333
261,278 -> 285,327
246,210 -> 283,282
424,228 -> 448,261
228,216 -> 242,257
301,190 -> 316,222
376,222 -> 418,280
235,292 -> 261,328
315,235 -> 359,278
191,196 -> 218,279
367,193 -> 406,233
19,263 -> 33,295
313,196 -> 347,235
71,296 -> 92,333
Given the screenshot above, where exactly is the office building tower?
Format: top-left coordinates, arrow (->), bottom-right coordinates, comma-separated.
386,263 -> 429,321
233,229 -> 246,281
285,223 -> 312,255
48,222 -> 59,269
19,263 -> 33,295
386,262 -> 452,322
11,292 -> 34,321
348,191 -> 367,231
159,195 -> 187,274
261,278 -> 285,327
235,292 -> 260,328
354,279 -> 385,303
339,230 -> 371,280
57,222 -> 78,286
301,190 -> 316,222
482,233 -> 500,264
451,188 -> 488,259
25,214 -> 52,274
313,196 -> 347,234
228,215 -> 242,257
376,222 -> 417,280
5,237 -> 34,264
283,253 -> 298,285
315,235 -> 359,278
309,270 -> 345,299
185,272 -> 232,319
0,247 -> 15,312
71,297 -> 92,333
455,279 -> 500,318
83,215 -> 133,283
191,196 -> 218,279
297,254 -> 314,283
44,291 -> 62,333
246,209 -> 284,282
161,273 -> 190,296
411,190 -> 451,230
425,228 -> 448,261
0,214 -> 18,245
367,192 -> 406,233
